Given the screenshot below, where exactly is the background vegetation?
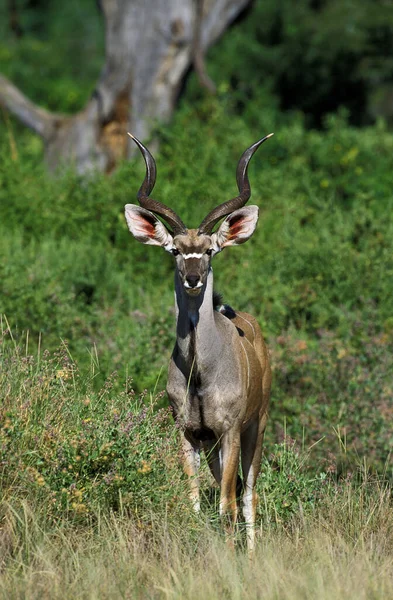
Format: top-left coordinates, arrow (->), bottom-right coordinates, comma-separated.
1,1 -> 393,597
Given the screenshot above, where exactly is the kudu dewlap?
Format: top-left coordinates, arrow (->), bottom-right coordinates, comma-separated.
125,133 -> 273,554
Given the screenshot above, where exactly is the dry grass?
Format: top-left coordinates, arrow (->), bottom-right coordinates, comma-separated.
1,479 -> 393,600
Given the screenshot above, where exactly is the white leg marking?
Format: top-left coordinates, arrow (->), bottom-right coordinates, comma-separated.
193,497 -> 201,513
183,439 -> 201,513
191,447 -> 201,512
243,465 -> 255,552
243,466 -> 254,522
195,450 -> 201,471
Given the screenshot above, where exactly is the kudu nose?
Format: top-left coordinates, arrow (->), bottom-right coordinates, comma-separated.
186,274 -> 200,288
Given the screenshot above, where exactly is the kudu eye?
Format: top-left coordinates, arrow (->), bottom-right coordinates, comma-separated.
172,248 -> 180,256
206,249 -> 213,256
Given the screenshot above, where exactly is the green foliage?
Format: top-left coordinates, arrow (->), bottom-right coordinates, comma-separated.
0,0 -> 104,113
0,341 -> 187,524
272,326 -> 393,474
206,0 -> 393,125
258,437 -> 328,524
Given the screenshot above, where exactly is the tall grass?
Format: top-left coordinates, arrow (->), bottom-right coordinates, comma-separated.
1,339 -> 393,597
1,477 -> 393,598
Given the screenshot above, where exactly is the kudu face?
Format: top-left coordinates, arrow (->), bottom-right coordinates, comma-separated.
124,133 -> 273,291
125,205 -> 261,296
171,230 -> 212,296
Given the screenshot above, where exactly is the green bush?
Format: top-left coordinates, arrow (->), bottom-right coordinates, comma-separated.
0,341 -> 188,524
0,339 -> 367,530
206,0 -> 393,126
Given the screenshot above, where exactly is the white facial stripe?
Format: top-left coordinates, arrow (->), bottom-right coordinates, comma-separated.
182,253 -> 203,259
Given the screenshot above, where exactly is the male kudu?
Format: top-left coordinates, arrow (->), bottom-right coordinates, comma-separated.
125,134 -> 272,552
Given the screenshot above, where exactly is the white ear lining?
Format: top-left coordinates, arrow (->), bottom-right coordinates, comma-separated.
153,219 -> 174,251
124,204 -> 174,249
212,206 -> 259,249
209,235 -> 222,256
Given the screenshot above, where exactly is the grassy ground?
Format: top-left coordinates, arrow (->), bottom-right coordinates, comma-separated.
2,486 -> 393,600
1,339 -> 393,598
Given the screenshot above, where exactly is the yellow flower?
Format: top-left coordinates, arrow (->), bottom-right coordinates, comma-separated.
56,369 -> 71,380
138,461 -> 152,474
73,489 -> 83,500
71,502 -> 88,514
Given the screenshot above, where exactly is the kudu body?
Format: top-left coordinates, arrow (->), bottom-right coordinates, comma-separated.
125,134 -> 272,552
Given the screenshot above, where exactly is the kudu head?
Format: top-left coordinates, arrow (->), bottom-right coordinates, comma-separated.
125,133 -> 273,297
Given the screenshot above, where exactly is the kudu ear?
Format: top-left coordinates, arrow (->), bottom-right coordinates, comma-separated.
211,206 -> 259,250
124,204 -> 174,250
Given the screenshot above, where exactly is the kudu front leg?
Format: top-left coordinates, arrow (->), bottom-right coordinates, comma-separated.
181,436 -> 201,512
220,431 -> 241,547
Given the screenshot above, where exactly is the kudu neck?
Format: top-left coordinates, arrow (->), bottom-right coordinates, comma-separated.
174,268 -> 215,339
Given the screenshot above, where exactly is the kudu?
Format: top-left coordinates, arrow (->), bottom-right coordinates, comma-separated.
125,133 -> 272,552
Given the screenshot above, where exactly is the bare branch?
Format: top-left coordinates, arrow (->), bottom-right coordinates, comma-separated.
0,74 -> 61,140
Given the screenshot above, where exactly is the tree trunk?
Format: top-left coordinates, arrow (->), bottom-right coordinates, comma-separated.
0,0 -> 250,173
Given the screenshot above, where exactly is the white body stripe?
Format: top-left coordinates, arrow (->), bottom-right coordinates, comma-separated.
236,313 -> 256,337
239,340 -> 250,391
182,253 -> 203,259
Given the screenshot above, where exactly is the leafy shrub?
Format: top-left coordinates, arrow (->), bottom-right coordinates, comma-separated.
257,437 -> 328,525
0,340 -> 187,524
206,0 -> 393,126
